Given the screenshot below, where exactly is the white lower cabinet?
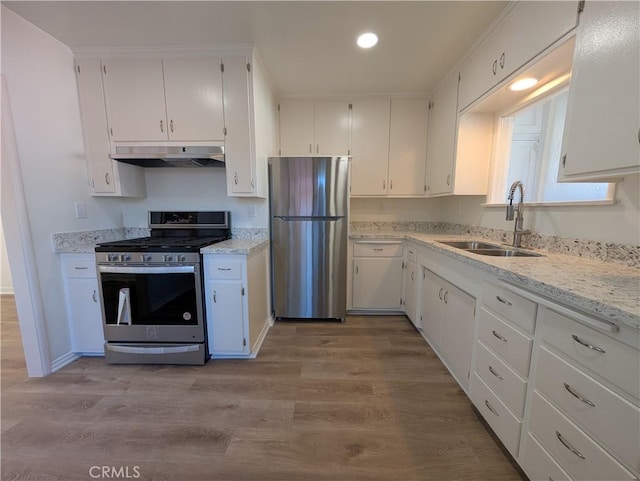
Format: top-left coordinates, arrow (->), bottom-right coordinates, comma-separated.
351,241 -> 403,310
61,254 -> 104,355
420,267 -> 475,390
402,259 -> 418,327
204,249 -> 270,358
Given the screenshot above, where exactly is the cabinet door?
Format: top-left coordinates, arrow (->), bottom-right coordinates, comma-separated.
314,99 -> 350,155
350,98 -> 391,196
222,56 -> 256,195
560,1 -> 640,179
439,282 -> 475,389
426,73 -> 458,196
403,260 -> 418,327
75,58 -> 115,194
67,277 -> 104,354
421,268 -> 445,349
163,57 -> 224,141
388,98 -> 428,196
279,99 -> 314,156
208,280 -> 246,354
101,58 -> 167,141
352,257 -> 402,309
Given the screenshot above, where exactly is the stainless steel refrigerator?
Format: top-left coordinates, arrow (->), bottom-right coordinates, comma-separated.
269,156 -> 350,320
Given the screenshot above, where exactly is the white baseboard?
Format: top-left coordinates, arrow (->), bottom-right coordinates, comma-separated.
50,351 -> 80,373
249,316 -> 272,358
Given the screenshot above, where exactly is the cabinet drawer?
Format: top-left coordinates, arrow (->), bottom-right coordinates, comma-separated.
469,373 -> 522,457
405,245 -> 417,263
482,282 -> 537,334
535,346 -> 640,473
477,307 -> 533,377
474,340 -> 527,418
529,390 -> 636,481
541,307 -> 640,399
353,242 -> 402,257
208,261 -> 243,280
521,432 -> 573,481
63,260 -> 97,279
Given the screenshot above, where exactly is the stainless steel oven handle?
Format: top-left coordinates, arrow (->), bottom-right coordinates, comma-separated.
98,265 -> 196,274
106,344 -> 200,355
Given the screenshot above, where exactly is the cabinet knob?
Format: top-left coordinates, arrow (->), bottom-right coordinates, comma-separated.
92,290 -> 98,303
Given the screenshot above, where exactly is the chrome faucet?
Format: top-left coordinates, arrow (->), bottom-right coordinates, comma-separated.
506,181 -> 531,248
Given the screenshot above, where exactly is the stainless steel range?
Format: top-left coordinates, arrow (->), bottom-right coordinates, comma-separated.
95,211 -> 230,365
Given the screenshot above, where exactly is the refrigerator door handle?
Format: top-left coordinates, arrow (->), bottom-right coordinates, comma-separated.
274,216 -> 343,221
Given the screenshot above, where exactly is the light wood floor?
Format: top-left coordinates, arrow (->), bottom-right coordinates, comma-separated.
1,295 -> 525,480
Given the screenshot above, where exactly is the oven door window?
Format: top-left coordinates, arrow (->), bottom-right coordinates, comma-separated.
101,271 -> 198,326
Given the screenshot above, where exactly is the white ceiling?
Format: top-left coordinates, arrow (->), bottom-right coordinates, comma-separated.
3,1 -> 507,96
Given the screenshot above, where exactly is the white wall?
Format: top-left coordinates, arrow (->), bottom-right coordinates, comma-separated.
120,169 -> 269,228
0,223 -> 13,294
1,8 -> 124,362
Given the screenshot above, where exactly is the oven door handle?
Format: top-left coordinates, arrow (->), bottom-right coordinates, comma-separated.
106,344 -> 201,355
98,265 -> 196,275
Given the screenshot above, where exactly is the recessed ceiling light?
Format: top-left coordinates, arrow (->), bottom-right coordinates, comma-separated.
510,78 -> 539,91
357,32 -> 378,49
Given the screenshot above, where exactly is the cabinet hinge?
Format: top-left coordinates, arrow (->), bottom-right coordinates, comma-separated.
278,148 -> 282,155
220,63 -> 224,72
402,261 -> 405,269
246,63 -> 251,72
277,103 -> 280,112
458,73 -> 461,82
348,149 -> 351,156
578,0 -> 585,14
110,127 -> 113,137
76,64 -> 80,74
223,127 -> 227,136
243,338 -> 247,347
562,154 -> 567,168
102,64 -> 106,75
400,298 -> 403,305
241,287 -> 245,296
349,103 -> 353,110
423,184 -> 427,192
428,101 -> 433,110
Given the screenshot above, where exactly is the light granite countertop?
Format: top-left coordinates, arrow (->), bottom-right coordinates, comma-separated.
200,238 -> 268,256
352,231 -> 640,330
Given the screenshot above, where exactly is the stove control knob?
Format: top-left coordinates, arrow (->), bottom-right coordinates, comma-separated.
177,255 -> 186,262
164,255 -> 173,262
141,254 -> 152,262
108,254 -> 119,262
120,254 -> 131,262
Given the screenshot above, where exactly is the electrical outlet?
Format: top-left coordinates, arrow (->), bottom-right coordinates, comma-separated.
74,202 -> 87,219
248,204 -> 257,218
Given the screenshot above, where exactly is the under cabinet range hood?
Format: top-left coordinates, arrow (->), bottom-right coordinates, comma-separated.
110,144 -> 224,168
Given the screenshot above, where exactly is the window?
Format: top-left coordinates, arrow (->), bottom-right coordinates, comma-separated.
487,88 -> 614,205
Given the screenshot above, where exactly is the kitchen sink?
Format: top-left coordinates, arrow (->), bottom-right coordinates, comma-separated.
438,241 -> 503,250
466,248 -> 543,257
438,240 -> 543,257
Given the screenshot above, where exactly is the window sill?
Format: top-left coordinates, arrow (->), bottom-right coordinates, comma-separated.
482,200 -> 617,208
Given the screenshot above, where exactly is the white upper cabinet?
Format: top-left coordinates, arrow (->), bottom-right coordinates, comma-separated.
350,98 -> 391,196
458,1 -> 579,112
388,98 -> 428,196
102,58 -> 168,141
314,99 -> 350,155
101,56 -> 224,142
75,57 -> 146,197
278,99 -> 350,156
426,72 -> 458,196
559,1 -> 640,180
162,57 -> 224,141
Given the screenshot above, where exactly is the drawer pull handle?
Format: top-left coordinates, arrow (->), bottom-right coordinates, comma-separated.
484,399 -> 499,416
496,295 -> 512,306
488,365 -> 503,380
492,330 -> 507,342
556,430 -> 586,460
438,288 -> 444,300
217,267 -> 232,271
563,382 -> 596,407
572,334 -> 606,354
373,248 -> 384,252
74,266 -> 89,270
